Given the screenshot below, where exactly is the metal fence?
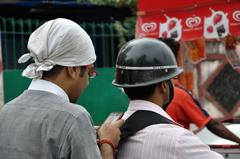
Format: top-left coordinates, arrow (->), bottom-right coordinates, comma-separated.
0,17 -> 134,69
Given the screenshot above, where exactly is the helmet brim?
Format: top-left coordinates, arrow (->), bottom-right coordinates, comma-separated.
112,68 -> 183,88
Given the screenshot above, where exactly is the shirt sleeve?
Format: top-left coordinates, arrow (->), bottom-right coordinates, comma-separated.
59,112 -> 102,159
182,93 -> 211,128
176,130 -> 224,159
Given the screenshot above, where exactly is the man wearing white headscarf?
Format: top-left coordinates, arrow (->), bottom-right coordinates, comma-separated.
0,18 -> 124,159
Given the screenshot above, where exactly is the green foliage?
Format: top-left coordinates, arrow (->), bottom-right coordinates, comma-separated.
123,16 -> 137,35
77,0 -> 136,9
76,0 -> 137,48
114,16 -> 136,48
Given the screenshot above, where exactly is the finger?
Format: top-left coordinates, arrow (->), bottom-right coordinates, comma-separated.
112,119 -> 125,128
103,121 -> 111,125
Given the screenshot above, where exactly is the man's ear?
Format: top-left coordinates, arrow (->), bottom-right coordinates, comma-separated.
158,82 -> 166,94
66,66 -> 80,79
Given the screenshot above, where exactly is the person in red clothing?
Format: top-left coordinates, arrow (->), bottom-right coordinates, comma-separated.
160,38 -> 240,144
168,79 -> 211,130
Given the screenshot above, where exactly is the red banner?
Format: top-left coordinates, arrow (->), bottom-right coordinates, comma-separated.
137,1 -> 240,40
138,0 -> 218,12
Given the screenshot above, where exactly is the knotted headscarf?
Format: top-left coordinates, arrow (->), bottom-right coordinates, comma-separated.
18,18 -> 96,79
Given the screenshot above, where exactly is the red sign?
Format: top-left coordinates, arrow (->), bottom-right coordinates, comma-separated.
137,1 -> 240,40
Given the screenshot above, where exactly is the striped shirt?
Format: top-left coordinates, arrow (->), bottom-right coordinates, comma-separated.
117,100 -> 223,159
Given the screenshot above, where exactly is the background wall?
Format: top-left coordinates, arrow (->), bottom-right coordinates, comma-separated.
3,68 -> 129,125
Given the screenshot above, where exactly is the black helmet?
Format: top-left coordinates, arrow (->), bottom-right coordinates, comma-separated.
112,38 -> 182,88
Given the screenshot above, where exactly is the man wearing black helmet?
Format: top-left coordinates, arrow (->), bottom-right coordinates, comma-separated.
112,38 -> 223,159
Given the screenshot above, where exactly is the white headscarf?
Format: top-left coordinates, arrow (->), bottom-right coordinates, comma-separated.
18,18 -> 96,79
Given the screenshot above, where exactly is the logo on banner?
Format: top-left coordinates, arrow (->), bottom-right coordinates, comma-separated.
204,8 -> 229,39
159,15 -> 182,41
186,16 -> 201,28
233,10 -> 240,22
141,22 -> 157,33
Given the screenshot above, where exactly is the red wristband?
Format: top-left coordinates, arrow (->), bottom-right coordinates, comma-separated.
98,139 -> 117,153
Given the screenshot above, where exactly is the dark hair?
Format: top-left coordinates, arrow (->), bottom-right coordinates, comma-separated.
42,65 -> 87,79
123,84 -> 158,100
158,38 -> 180,59
79,66 -> 87,77
42,65 -> 65,78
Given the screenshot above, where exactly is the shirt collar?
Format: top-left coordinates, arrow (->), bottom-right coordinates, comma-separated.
124,100 -> 174,121
28,79 -> 69,102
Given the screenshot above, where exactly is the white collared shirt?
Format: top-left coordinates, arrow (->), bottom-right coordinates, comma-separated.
28,79 -> 69,102
122,100 -> 174,121
117,100 -> 223,159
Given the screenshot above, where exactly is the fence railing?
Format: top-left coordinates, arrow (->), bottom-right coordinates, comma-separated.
0,17 -> 134,69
